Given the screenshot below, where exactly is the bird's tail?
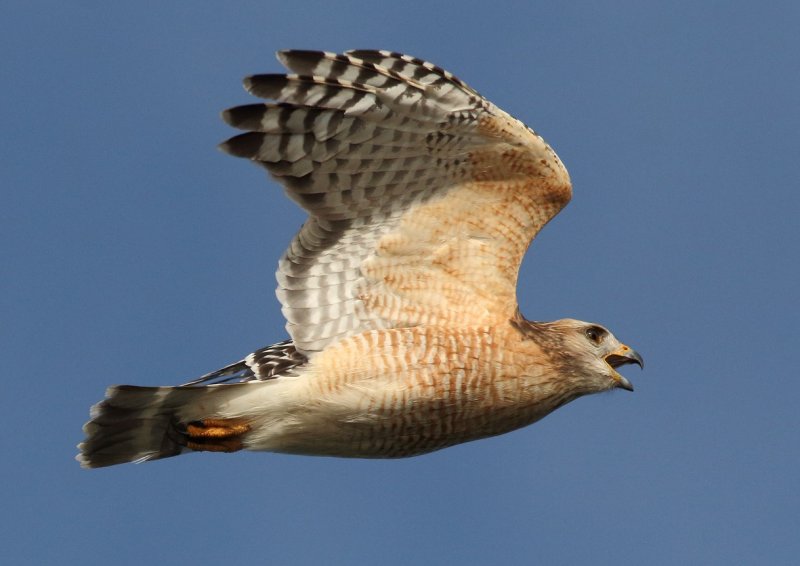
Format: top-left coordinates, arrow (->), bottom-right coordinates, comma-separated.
77,383 -> 255,468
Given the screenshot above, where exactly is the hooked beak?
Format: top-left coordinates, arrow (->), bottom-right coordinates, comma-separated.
604,344 -> 644,392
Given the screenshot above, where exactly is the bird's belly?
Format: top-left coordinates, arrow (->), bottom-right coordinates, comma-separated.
262,374 -> 558,458
246,326 -> 566,458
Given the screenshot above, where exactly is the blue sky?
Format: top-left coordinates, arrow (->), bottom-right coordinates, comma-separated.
3,1 -> 799,564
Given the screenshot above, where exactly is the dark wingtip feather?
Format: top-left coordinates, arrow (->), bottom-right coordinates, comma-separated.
221,104 -> 268,129
277,49 -> 326,63
244,74 -> 289,99
277,50 -> 336,75
218,132 -> 264,158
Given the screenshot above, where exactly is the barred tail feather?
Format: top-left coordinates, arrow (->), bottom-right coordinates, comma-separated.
77,384 -> 240,469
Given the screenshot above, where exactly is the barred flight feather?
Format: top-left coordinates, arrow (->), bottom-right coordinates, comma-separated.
182,340 -> 307,385
219,49 -> 568,352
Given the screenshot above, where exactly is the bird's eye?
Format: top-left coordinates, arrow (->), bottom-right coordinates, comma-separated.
584,326 -> 605,344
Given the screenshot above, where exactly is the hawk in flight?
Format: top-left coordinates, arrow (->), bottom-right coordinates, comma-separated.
78,50 -> 642,468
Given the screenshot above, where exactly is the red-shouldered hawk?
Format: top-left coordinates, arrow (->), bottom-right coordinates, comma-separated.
78,50 -> 642,468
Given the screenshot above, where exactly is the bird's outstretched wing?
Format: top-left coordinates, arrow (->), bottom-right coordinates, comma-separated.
221,50 -> 572,354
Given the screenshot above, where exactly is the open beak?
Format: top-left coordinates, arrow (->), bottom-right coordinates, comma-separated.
605,344 -> 644,392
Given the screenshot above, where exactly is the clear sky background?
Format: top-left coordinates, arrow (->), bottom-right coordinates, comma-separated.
3,1 -> 798,564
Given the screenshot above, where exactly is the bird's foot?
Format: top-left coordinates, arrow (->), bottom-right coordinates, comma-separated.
179,418 -> 251,452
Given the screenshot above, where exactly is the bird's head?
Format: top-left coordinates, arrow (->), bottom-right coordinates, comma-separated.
551,318 -> 643,392
520,318 -> 643,394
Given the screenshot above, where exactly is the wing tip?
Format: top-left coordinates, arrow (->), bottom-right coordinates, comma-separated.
277,49 -> 332,70
218,131 -> 263,159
